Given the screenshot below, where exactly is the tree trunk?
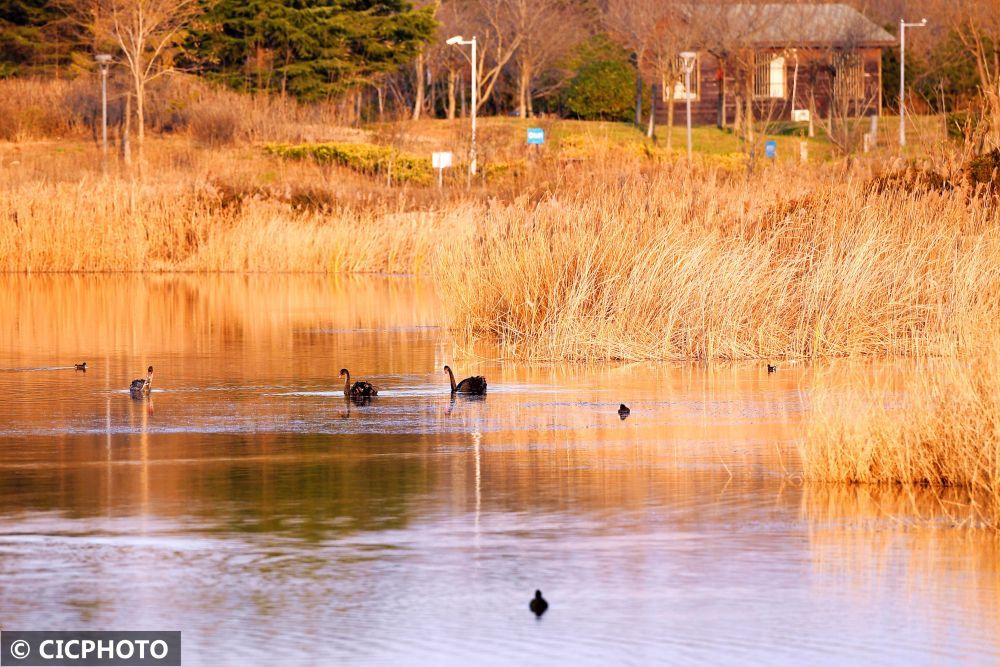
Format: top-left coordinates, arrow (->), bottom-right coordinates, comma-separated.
447,68 -> 457,120
646,90 -> 656,138
121,91 -> 131,167
733,93 -> 743,139
518,64 -> 530,118
666,84 -> 675,152
134,74 -> 145,173
412,52 -> 424,121
718,73 -> 726,129
459,72 -> 466,118
377,85 -> 385,122
635,74 -> 643,127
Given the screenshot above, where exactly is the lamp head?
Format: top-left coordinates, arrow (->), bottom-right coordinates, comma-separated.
920,18 -> 928,25
446,35 -> 464,45
95,53 -> 112,64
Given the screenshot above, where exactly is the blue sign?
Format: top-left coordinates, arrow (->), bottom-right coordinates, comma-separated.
527,128 -> 545,145
765,140 -> 777,159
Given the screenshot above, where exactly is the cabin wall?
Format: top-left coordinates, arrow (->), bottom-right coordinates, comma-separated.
653,47 -> 885,127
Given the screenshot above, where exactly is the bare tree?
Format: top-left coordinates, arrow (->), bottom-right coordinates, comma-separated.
951,0 -> 1000,147
426,0 -> 469,119
605,0 -> 659,131
90,0 -> 200,169
509,0 -> 587,118
451,0 -> 525,112
645,3 -> 699,150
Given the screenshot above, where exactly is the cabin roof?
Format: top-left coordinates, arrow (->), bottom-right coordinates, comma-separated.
686,3 -> 897,48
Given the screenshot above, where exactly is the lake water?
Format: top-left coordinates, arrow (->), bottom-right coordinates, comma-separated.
0,275 -> 997,665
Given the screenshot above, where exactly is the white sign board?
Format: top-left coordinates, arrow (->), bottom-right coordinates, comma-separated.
792,109 -> 811,123
432,152 -> 453,169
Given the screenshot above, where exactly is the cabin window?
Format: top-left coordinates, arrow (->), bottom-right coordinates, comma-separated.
753,54 -> 786,99
833,52 -> 865,101
663,54 -> 700,102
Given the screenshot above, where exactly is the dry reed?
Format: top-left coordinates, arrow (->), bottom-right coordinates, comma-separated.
439,166 -> 1000,360
800,348 -> 1000,527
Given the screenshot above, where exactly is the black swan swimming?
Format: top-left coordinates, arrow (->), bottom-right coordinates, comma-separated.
340,368 -> 378,397
75,362 -> 87,371
130,366 -> 153,398
767,364 -> 777,374
529,590 -> 548,617
618,403 -> 630,419
444,365 -> 487,395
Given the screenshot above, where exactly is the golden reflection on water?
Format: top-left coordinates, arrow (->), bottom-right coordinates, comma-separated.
804,484 -> 1000,658
0,275 -> 998,663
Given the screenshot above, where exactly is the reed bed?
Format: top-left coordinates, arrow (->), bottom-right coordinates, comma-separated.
2,139 -> 997,362
0,178 -> 475,273
800,348 -> 1000,527
440,169 -> 1000,360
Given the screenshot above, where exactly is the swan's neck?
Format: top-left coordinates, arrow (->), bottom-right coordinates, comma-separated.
146,371 -> 153,389
343,371 -> 351,395
446,367 -> 456,392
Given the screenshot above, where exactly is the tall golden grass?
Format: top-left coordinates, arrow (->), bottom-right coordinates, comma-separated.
800,348 -> 1000,527
2,137 -> 997,363
439,167 -> 1000,360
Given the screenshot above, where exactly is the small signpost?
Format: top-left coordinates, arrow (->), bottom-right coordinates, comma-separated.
432,151 -> 453,188
765,140 -> 777,160
527,128 -> 544,145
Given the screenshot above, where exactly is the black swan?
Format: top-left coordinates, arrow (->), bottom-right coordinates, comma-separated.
444,365 -> 487,395
75,362 -> 87,371
130,366 -> 153,398
529,590 -> 548,617
340,368 -> 378,398
767,364 -> 777,374
618,403 -> 630,419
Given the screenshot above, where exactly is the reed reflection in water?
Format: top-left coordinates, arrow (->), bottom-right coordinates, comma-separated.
0,275 -> 997,665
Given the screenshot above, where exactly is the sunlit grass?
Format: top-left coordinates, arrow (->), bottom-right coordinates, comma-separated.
439,166 -> 999,361
801,347 -> 1000,528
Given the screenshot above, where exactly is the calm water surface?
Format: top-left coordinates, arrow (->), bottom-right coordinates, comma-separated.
0,275 -> 997,665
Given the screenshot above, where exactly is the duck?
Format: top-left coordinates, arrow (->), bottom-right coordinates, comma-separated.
529,590 -> 548,617
74,362 -> 87,371
767,364 -> 777,374
618,403 -> 630,419
130,366 -> 153,398
444,365 -> 487,395
340,368 -> 378,398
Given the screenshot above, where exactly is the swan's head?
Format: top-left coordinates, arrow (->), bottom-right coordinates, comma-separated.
339,368 -> 349,376
443,365 -> 451,375
147,366 -> 154,376
535,590 -> 543,599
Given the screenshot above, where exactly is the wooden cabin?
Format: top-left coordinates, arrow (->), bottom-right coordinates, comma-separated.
651,3 -> 896,127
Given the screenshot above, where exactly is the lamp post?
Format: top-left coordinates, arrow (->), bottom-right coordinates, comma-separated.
446,35 -> 477,177
898,18 -> 927,148
95,54 -> 113,168
680,51 -> 697,161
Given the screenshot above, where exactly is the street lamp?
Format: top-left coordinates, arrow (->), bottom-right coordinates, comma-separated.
446,35 -> 478,177
95,54 -> 113,168
680,51 -> 697,161
898,18 -> 927,148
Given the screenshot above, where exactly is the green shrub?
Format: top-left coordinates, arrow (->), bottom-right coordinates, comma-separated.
265,142 -> 433,185
565,60 -> 635,122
